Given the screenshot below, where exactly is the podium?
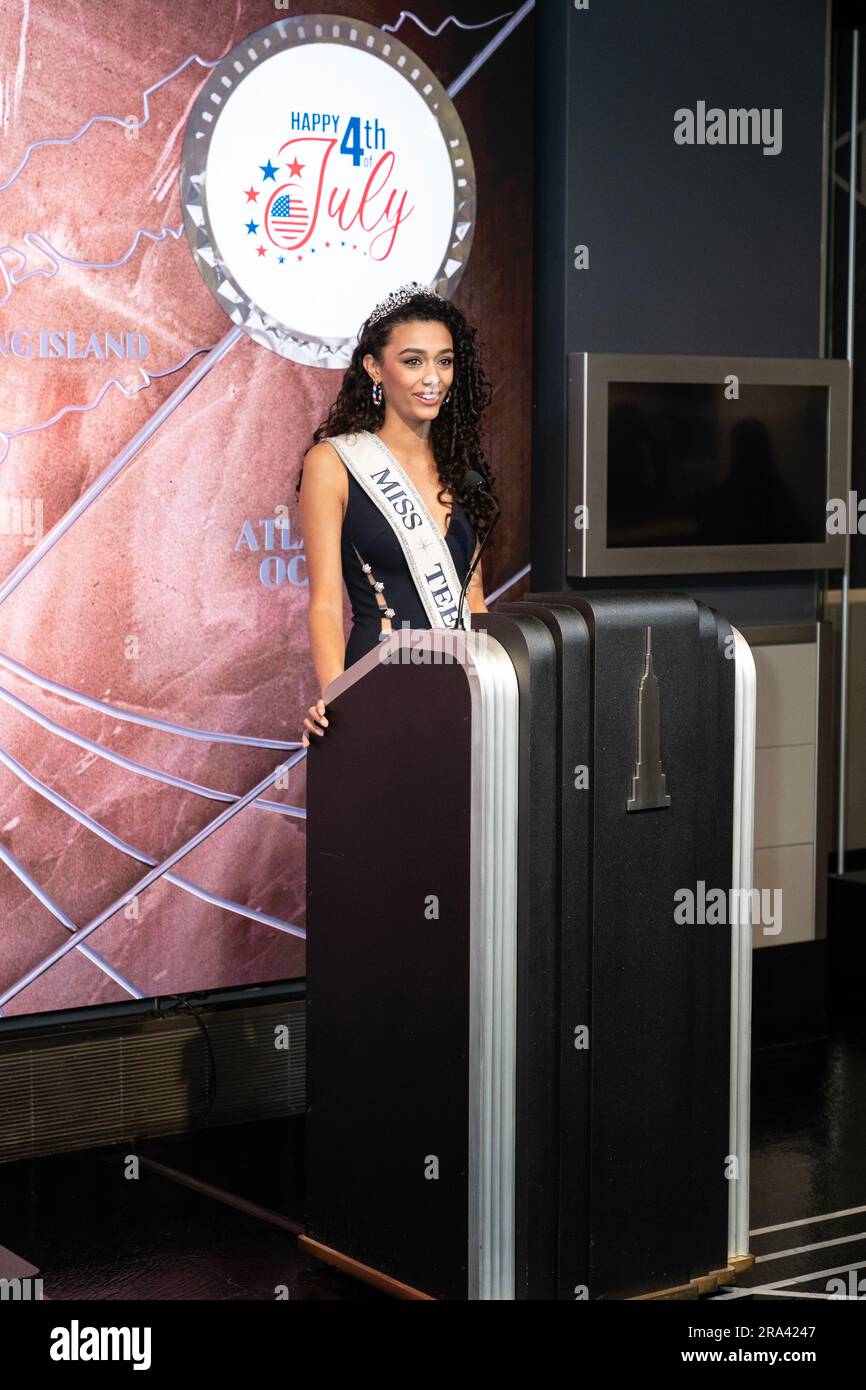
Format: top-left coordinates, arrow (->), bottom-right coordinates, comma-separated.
299,594 -> 756,1300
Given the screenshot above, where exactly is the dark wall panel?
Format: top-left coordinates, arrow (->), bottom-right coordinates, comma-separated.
533,0 -> 830,595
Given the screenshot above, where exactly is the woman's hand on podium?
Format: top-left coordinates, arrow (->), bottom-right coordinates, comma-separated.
301,697 -> 329,748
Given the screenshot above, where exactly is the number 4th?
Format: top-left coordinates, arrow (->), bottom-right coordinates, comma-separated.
341,116 -> 364,166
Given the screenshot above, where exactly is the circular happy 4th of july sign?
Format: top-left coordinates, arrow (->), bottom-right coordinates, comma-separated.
180,13 -> 476,367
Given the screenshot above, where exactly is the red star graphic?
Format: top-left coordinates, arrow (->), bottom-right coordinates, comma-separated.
324,241 -> 330,248
297,254 -> 303,261
244,186 -> 260,203
257,246 -> 266,257
286,157 -> 305,178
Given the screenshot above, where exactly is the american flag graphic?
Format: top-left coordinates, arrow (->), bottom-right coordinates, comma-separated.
268,188 -> 309,247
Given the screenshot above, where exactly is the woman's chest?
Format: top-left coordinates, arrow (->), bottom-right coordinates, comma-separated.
342,475 -> 471,571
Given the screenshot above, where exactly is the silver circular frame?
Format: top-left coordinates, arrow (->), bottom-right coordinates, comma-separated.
179,13 -> 477,368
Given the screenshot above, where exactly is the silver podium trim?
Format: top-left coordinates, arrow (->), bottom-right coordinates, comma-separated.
729,627 -> 756,1263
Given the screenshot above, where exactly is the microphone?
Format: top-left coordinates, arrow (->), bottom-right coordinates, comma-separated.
455,469 -> 502,634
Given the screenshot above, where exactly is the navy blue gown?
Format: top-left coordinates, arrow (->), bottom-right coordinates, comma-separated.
339,463 -> 477,668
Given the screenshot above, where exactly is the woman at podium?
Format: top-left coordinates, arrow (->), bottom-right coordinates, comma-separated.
297,282 -> 498,747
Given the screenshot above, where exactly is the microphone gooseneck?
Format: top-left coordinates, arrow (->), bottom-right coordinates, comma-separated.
455,470 -> 501,633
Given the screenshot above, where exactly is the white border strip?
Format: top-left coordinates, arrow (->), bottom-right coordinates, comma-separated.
715,1256 -> 866,1299
752,1202 -> 866,1236
755,1230 -> 866,1262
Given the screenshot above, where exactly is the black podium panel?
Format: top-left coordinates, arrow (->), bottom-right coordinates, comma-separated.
689,602 -> 737,1284
305,617 -> 559,1299
306,657 -> 474,1300
500,600 -> 593,1298
523,591 -> 734,1298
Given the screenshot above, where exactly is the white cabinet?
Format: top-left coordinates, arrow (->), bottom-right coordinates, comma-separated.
742,628 -> 830,950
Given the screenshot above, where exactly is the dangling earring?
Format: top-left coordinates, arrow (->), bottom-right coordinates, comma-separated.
444,387 -> 453,403
371,380 -> 383,406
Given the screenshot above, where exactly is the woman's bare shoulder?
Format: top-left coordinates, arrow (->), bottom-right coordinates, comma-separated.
303,438 -> 344,470
302,440 -> 348,493
301,439 -> 348,518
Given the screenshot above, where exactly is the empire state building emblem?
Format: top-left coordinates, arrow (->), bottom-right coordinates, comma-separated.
626,625 -> 671,812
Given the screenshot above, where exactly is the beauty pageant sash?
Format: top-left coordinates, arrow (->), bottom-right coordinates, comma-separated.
328,429 -> 472,631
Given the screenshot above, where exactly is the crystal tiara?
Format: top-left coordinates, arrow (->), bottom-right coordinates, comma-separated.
365,280 -> 445,329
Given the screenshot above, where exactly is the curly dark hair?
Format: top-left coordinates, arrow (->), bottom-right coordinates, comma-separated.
295,290 -> 498,537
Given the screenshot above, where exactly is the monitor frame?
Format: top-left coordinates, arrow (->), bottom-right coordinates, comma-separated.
566,352 -> 851,578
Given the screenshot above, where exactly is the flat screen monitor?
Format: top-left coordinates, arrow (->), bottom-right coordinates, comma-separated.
567,354 -> 850,577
